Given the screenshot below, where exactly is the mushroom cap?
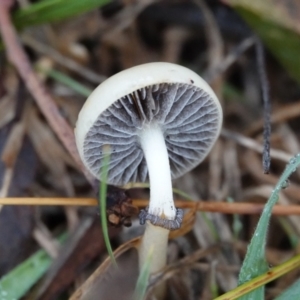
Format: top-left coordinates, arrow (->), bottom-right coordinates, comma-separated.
75,62 -> 222,185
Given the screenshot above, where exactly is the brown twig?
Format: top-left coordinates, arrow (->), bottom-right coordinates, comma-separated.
0,1 -> 93,183
1,197 -> 300,216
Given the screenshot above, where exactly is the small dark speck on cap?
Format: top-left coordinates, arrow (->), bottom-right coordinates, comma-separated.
190,79 -> 194,84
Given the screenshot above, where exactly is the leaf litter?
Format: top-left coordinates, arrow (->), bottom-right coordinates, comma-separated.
0,1 -> 300,299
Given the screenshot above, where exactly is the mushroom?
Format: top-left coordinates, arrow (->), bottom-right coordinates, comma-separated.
75,62 -> 222,280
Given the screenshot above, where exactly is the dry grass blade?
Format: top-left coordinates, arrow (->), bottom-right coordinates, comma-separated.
215,254 -> 300,300
244,184 -> 300,238
169,207 -> 197,240
222,128 -> 292,163
0,1 -> 300,299
71,208 -> 199,300
0,4 -> 93,183
195,0 -> 224,101
33,223 -> 60,258
101,0 -> 156,40
0,169 -> 13,199
205,36 -> 256,83
0,197 -> 98,206
245,101 -> 300,136
1,121 -> 26,169
33,216 -> 97,299
70,237 -> 140,300
162,26 -> 190,63
0,112 -> 27,202
278,124 -> 300,155
1,197 -> 300,216
27,107 -> 76,195
22,35 -> 106,84
209,140 -> 223,200
147,245 -> 220,295
243,150 -> 300,202
0,95 -> 16,129
0,69 -> 18,129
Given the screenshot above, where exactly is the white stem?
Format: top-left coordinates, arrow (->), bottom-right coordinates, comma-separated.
138,124 -> 176,299
139,124 -> 176,219
139,222 -> 169,273
138,222 -> 168,299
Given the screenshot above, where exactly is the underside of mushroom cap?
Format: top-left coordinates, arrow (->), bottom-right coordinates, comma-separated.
75,63 -> 222,185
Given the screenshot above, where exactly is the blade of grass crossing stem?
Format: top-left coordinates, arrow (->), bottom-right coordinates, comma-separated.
13,0 -> 111,30
275,278 -> 300,300
133,247 -> 153,300
99,145 -> 116,266
237,153 -> 300,300
0,233 -> 67,300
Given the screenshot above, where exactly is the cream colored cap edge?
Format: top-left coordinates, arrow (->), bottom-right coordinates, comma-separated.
75,62 -> 223,172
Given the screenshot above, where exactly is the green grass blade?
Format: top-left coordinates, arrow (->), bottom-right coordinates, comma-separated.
227,0 -> 300,84
99,145 -> 116,266
275,278 -> 300,300
215,254 -> 300,300
13,0 -> 111,30
0,233 -> 66,300
41,68 -> 93,97
238,153 -> 300,299
227,197 -> 243,240
133,247 -> 153,300
0,250 -> 52,300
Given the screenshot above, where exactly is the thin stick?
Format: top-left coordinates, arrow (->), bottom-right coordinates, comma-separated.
1,198 -> 300,216
0,2 -> 93,184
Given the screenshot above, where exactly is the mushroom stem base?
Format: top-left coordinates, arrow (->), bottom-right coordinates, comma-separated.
138,221 -> 169,297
